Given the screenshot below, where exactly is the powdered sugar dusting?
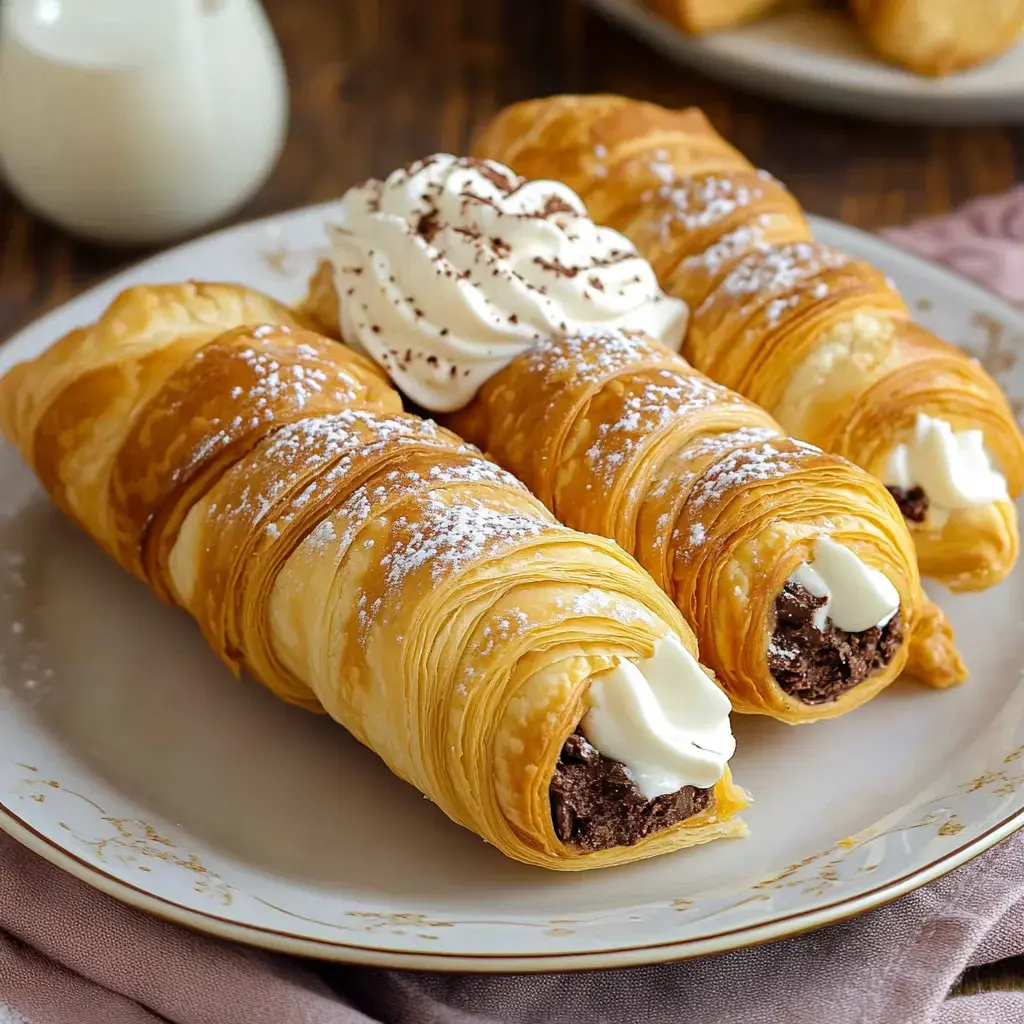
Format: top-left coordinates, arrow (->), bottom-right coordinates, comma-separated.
474,607 -> 533,656
215,409 -> 438,537
522,329 -> 664,390
683,224 -> 767,277
379,498 -> 551,591
0,550 -> 56,705
234,345 -> 349,412
649,173 -> 764,240
689,438 -> 817,514
583,370 -> 732,487
169,343 -> 369,487
684,427 -> 781,466
767,637 -> 798,662
712,243 -> 847,310
565,588 -> 658,627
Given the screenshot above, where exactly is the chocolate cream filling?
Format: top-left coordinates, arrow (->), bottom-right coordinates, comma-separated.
887,485 -> 929,524
768,581 -> 903,704
549,732 -> 714,852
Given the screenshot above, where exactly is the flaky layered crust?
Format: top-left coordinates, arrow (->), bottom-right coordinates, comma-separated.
850,0 -> 1024,76
473,94 -> 1024,591
0,283 -> 747,869
303,258 -> 966,720
448,330 -> 965,721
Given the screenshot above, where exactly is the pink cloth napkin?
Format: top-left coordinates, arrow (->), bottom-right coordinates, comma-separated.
4,192 -> 1024,1024
883,186 -> 1024,304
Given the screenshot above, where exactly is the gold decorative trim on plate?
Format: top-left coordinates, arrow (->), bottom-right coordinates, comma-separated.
1,206 -> 1023,971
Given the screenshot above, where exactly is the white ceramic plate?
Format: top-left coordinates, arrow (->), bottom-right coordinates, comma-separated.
2,205 -> 1024,973
581,2 -> 1024,124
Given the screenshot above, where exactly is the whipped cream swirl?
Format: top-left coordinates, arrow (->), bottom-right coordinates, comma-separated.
582,634 -> 735,800
328,155 -> 689,412
885,413 -> 1008,526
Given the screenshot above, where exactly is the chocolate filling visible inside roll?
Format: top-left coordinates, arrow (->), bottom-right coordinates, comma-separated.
768,582 -> 903,704
549,732 -> 714,852
887,485 -> 929,523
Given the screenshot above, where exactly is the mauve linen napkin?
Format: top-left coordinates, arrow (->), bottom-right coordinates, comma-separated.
3,191 -> 1024,1024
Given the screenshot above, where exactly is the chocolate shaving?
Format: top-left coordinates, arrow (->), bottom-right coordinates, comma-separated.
403,155 -> 442,178
540,193 -> 578,217
591,251 -> 635,268
533,256 -> 581,278
415,209 -> 442,243
464,157 -> 518,194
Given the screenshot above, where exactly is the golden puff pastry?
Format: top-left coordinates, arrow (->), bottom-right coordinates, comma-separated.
0,283 -> 747,869
473,95 -> 1024,592
648,0 -> 785,34
304,232 -> 966,722
850,0 -> 1024,76
449,330 -> 965,722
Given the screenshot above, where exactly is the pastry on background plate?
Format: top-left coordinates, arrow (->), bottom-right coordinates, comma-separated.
647,0 -> 1024,76
850,0 -> 1024,76
303,154 -> 965,726
648,0 -> 786,34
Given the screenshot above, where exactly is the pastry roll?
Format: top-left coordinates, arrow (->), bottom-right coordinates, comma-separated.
647,0 -> 825,34
303,155 -> 966,726
472,95 -> 1024,592
648,0 -> 784,34
850,0 -> 1024,76
0,283 -> 747,869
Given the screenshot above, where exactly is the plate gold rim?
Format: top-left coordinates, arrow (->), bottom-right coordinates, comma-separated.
1,800 -> 1021,973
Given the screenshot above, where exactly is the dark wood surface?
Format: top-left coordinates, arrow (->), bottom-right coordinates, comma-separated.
3,0 -> 1024,344
1,0 -> 1022,994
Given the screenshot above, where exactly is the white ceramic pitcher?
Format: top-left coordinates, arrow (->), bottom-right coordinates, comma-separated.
0,0 -> 288,245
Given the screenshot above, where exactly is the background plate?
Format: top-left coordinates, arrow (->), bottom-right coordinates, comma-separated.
1,205 -> 1024,972
581,2 -> 1024,124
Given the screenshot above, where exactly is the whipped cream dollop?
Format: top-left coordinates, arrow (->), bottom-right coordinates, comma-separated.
885,413 -> 1008,522
788,536 -> 900,633
581,634 -> 734,800
328,154 -> 688,412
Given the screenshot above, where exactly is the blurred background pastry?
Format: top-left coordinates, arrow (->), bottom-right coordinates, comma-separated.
850,0 -> 1024,76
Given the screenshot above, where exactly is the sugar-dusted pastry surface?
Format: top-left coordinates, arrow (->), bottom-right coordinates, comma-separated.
449,329 -> 964,723
303,148 -> 966,723
472,94 -> 1024,592
0,283 -> 747,870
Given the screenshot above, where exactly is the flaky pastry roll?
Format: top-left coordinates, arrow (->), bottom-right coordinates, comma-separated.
850,0 -> 1024,76
472,94 -> 1024,592
0,283 -> 747,869
303,155 -> 966,727
648,0 -> 785,34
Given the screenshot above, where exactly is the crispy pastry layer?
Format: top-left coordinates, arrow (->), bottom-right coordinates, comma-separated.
471,94 -> 1024,591
0,283 -> 748,869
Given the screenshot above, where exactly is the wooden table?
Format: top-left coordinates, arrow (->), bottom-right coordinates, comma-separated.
1,0 -> 1023,994
4,0 -> 1024,343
